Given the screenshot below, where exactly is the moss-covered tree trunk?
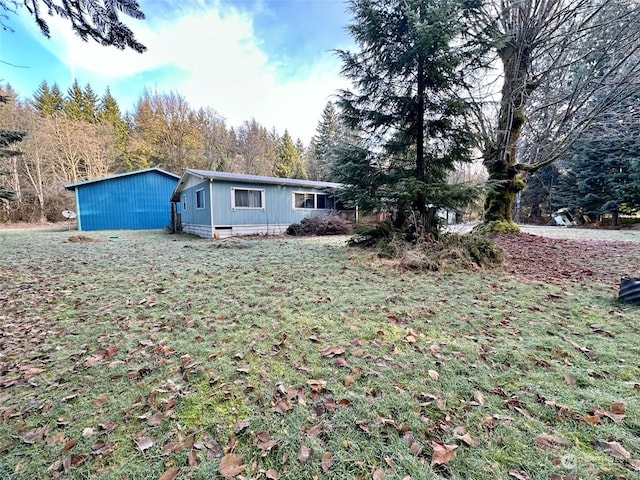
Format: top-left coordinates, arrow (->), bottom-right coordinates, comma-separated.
482,44 -> 532,226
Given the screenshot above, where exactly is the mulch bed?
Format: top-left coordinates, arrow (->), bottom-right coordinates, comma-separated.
493,233 -> 639,288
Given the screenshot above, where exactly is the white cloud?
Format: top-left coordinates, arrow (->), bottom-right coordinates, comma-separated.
17,2 -> 349,143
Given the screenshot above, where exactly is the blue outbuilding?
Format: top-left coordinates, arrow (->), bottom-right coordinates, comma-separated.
64,168 -> 180,231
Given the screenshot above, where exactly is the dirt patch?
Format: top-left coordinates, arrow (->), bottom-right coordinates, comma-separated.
67,235 -> 100,243
494,232 -> 639,287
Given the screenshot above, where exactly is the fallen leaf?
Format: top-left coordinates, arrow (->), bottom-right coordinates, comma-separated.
158,466 -> 179,480
610,402 -> 625,415
265,468 -> 280,479
429,440 -> 457,466
320,345 -> 345,357
427,370 -> 439,380
627,458 -> 640,471
188,449 -> 198,467
321,452 -> 333,472
60,438 -> 77,454
62,454 -> 88,471
133,435 -> 156,452
81,427 -> 95,438
594,440 -> 631,460
22,426 -> 48,444
473,391 -> 485,406
297,444 -> 314,464
453,426 -> 477,446
508,470 -> 531,480
430,344 -> 442,358
254,431 -> 277,453
344,375 -> 355,387
533,433 -> 572,450
91,440 -> 116,456
372,467 -> 385,480
161,440 -> 184,455
563,372 -> 576,387
233,419 -> 250,434
218,453 -> 245,478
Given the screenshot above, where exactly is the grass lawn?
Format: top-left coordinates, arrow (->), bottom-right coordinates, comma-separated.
1,229 -> 639,479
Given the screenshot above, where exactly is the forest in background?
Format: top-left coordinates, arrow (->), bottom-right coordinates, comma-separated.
0,80 -> 342,223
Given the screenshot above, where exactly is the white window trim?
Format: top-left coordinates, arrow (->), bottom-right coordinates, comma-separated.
195,188 -> 205,210
293,192 -> 334,210
231,187 -> 265,210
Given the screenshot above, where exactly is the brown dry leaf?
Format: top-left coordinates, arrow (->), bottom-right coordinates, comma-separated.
60,438 -> 78,454
133,435 -> 156,452
147,412 -> 164,427
594,440 -> 631,460
627,458 -> 640,471
218,453 -> 246,478
429,440 -> 457,466
335,357 -> 350,368
320,345 -> 345,357
158,466 -> 179,480
563,372 -> 576,387
91,440 -> 116,456
344,375 -> 355,387
582,415 -> 600,425
508,470 -> 531,480
427,370 -> 439,380
453,426 -> 477,446
46,432 -> 66,446
22,426 -> 48,444
81,427 -> 95,438
62,454 -> 88,472
321,452 -> 333,472
611,401 -> 626,414
274,398 -> 292,414
307,379 -> 327,393
404,432 -> 422,455
533,433 -> 572,450
372,467 -> 385,480
233,419 -> 250,434
161,440 -> 184,455
92,394 -> 109,406
429,344 -> 442,358
265,468 -> 280,479
254,431 -> 277,453
297,444 -> 314,464
473,391 -> 485,406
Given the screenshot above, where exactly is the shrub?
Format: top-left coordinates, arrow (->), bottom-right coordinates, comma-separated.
286,214 -> 352,236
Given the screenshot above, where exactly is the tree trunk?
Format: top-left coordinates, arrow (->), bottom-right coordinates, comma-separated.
483,44 -> 531,224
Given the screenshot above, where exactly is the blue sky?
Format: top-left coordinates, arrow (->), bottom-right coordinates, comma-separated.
0,0 -> 353,143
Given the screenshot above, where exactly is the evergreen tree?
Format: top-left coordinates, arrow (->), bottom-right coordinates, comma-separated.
334,0 -> 482,237
0,89 -> 25,202
0,0 -> 146,52
308,101 -> 344,181
81,83 -> 98,123
97,87 -> 129,168
32,80 -> 64,116
64,80 -> 84,121
274,130 -> 307,179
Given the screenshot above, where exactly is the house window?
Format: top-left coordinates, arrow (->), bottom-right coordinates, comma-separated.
294,192 -> 335,210
196,189 -> 205,209
232,188 -> 264,209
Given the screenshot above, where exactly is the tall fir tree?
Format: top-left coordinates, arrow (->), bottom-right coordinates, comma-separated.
32,80 -> 64,116
308,101 -> 344,181
334,0 -> 482,237
274,130 -> 307,179
97,87 -> 129,169
64,80 -> 85,121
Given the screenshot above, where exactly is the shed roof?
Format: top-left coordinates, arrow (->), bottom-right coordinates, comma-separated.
171,169 -> 342,202
64,167 -> 180,190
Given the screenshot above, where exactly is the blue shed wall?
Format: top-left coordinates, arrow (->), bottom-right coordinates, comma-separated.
76,171 -> 177,231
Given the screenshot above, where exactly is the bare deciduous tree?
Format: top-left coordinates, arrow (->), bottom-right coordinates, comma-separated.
474,0 -> 640,227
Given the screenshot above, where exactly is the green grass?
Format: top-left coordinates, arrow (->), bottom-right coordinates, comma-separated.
0,229 -> 639,479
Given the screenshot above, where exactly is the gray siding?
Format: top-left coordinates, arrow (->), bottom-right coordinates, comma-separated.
211,180 -> 332,226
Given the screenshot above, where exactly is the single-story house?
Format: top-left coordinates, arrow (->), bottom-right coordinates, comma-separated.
171,169 -> 344,238
65,167 -> 180,231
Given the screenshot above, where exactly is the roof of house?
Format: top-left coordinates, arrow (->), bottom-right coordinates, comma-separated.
183,169 -> 342,189
64,167 -> 180,190
171,169 -> 342,202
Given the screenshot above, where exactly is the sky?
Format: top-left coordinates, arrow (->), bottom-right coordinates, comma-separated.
0,0 -> 354,143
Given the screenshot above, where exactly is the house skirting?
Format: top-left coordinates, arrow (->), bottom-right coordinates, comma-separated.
182,223 -> 290,238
